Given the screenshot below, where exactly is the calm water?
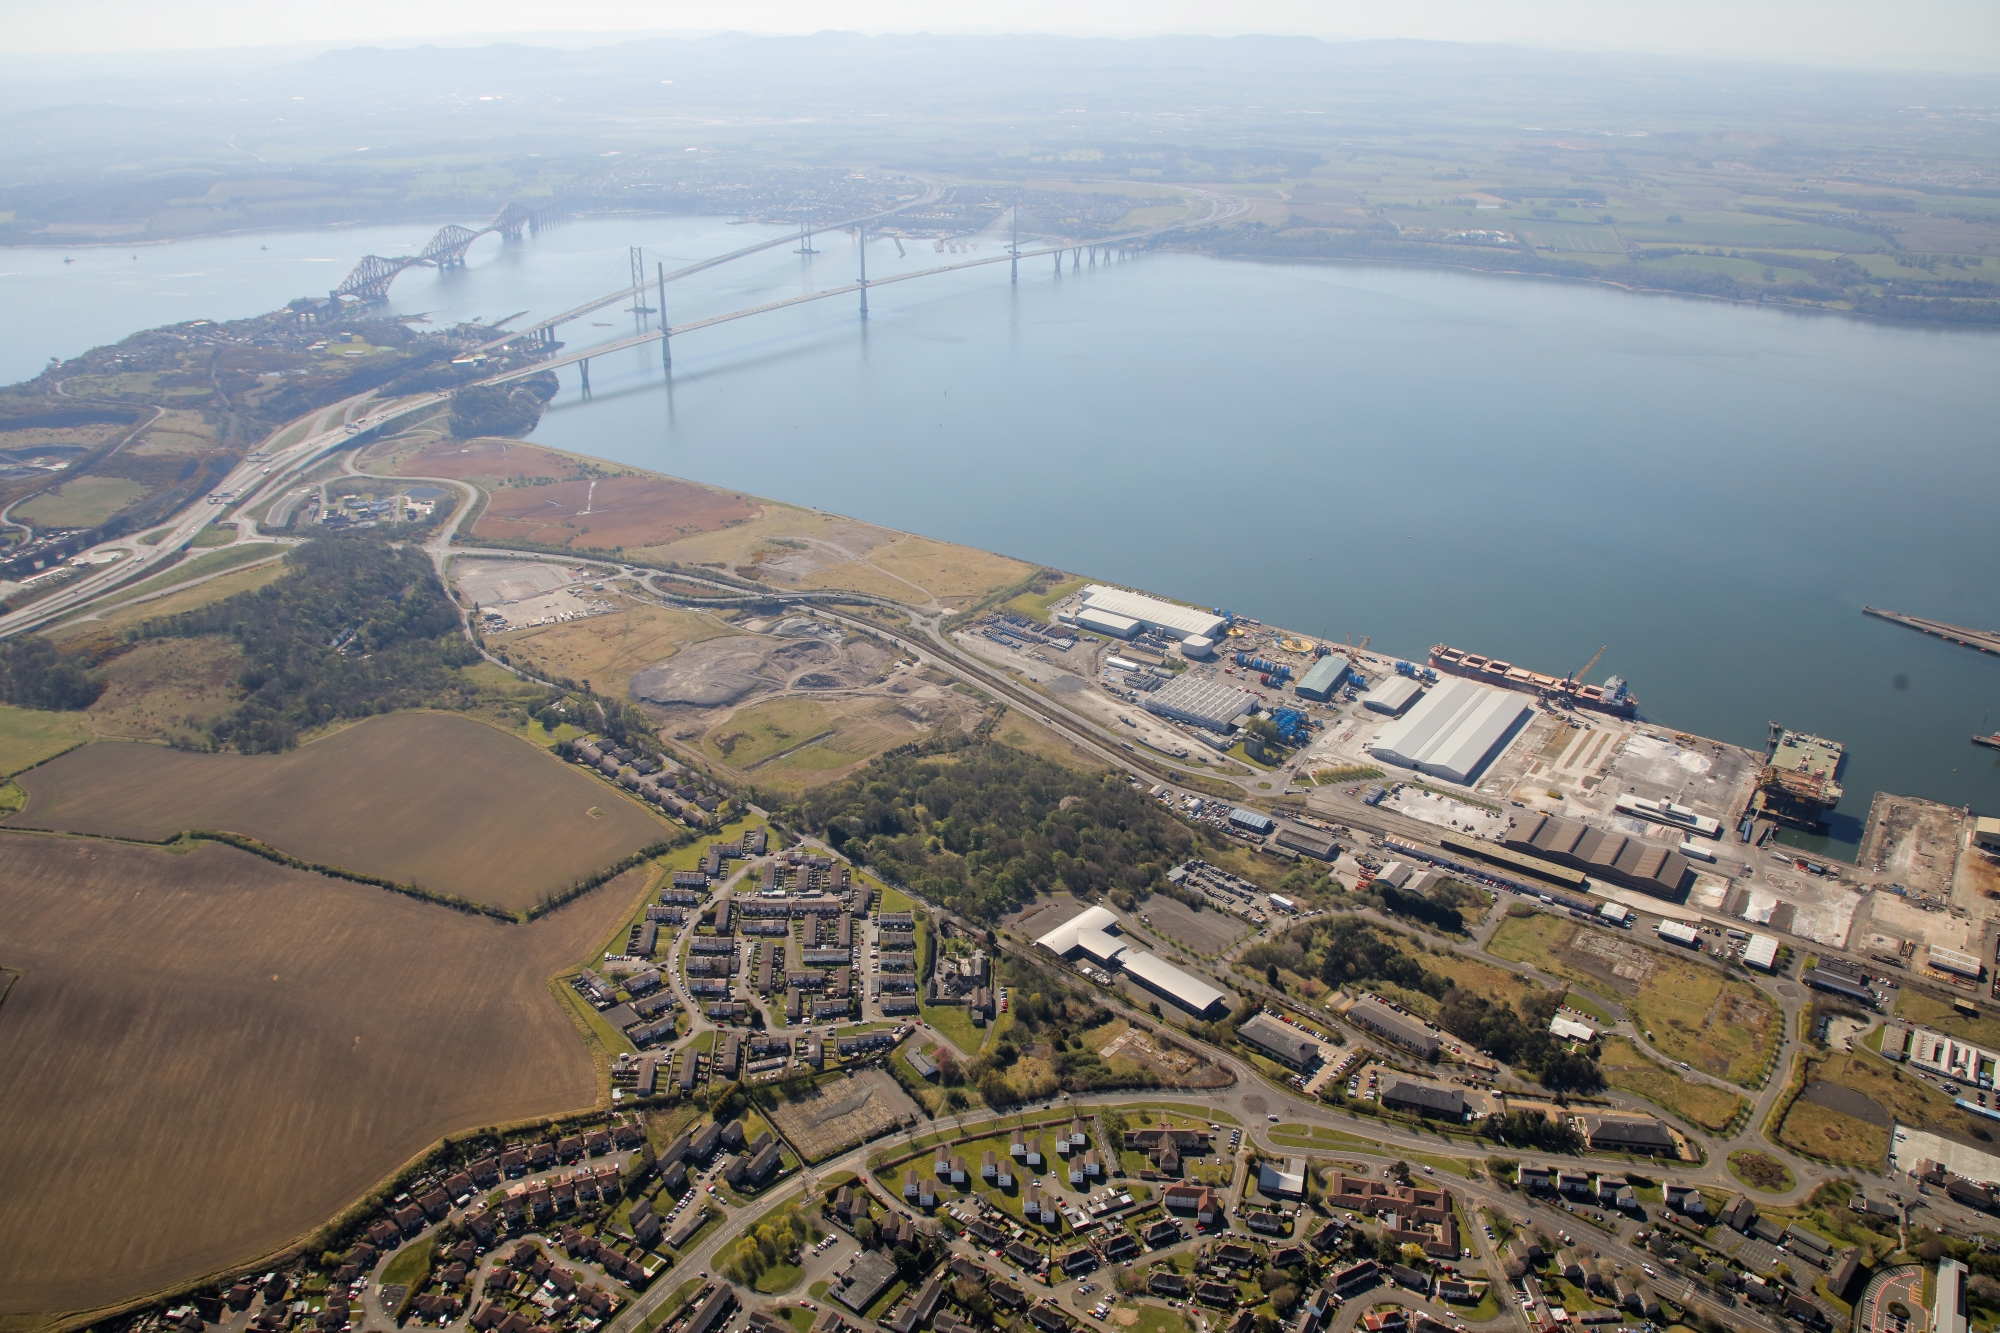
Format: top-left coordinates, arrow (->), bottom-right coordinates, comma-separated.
10,218 -> 2000,852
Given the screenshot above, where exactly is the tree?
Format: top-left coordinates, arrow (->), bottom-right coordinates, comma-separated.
1244,716 -> 1281,744
854,1216 -> 877,1247
0,636 -> 105,711
1266,963 -> 1282,988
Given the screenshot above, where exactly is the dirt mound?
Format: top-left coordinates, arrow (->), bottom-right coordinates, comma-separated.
630,637 -> 779,708
631,636 -> 876,710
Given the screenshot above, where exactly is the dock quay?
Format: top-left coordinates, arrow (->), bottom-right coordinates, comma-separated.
1863,605 -> 2000,656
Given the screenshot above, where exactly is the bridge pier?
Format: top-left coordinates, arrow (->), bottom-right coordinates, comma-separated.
579,359 -> 590,395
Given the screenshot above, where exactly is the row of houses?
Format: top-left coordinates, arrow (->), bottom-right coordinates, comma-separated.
1515,1165 -> 1640,1210
561,739 -> 718,827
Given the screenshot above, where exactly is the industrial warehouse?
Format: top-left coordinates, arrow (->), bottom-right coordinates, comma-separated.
1034,905 -> 1229,1017
1143,674 -> 1260,733
1502,810 -> 1697,900
1366,677 -> 1533,784
1064,585 -> 1229,642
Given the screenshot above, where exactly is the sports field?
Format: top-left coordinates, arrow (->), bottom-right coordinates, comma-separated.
0,835 -> 642,1317
7,712 -> 666,912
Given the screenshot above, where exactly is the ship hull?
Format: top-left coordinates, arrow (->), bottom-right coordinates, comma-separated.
1428,645 -> 1639,717
1975,734 -> 2000,751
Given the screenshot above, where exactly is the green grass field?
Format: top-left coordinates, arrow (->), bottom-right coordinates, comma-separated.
1598,1037 -> 1747,1131
753,1263 -> 803,1294
1487,913 -> 1776,1085
380,1236 -> 433,1288
13,476 -> 150,529
1004,575 -> 1088,624
703,698 -> 839,769
0,705 -> 92,776
1896,990 -> 2000,1050
189,523 -> 237,548
49,557 -> 290,642
110,543 -> 284,604
1107,1305 -> 1194,1333
1560,990 -> 1616,1024
919,1000 -> 990,1058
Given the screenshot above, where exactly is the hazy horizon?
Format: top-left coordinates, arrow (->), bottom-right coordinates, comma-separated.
2,0 -> 1995,72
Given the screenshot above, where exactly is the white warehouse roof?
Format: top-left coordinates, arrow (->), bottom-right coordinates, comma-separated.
1363,676 -> 1423,715
1118,950 -> 1229,1017
1074,927 -> 1129,965
1079,585 -> 1228,642
1365,677 -> 1532,785
1077,608 -> 1140,639
1742,934 -> 1780,971
1036,905 -> 1121,955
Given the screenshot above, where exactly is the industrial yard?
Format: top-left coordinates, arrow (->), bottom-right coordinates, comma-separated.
953,574 -> 2000,971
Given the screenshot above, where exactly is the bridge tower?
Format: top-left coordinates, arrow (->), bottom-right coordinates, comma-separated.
629,248 -> 653,323
858,223 -> 868,318
668,264 -> 684,370
1010,203 -> 1019,284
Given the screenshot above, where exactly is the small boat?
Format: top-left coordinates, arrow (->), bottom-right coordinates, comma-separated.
1975,733 -> 2000,751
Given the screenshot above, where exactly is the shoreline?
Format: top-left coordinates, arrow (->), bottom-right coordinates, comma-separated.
1177,244 -> 2000,333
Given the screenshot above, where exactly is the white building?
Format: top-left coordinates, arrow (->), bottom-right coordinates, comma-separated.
1937,1258 -> 1969,1333
1742,934 -> 1780,971
1657,920 -> 1701,948
1365,677 -> 1532,785
1076,585 -> 1228,642
1908,1028 -> 1998,1086
1076,608 -> 1140,640
1034,904 -> 1228,1017
1549,1015 -> 1596,1042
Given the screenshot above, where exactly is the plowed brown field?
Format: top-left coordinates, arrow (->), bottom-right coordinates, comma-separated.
0,836 -> 640,1316
6,713 -> 665,913
389,437 -> 757,548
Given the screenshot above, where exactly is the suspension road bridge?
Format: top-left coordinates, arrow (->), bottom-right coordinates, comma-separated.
471,177 -> 948,353
475,184 -> 1247,385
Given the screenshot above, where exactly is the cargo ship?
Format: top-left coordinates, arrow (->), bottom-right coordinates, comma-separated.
1428,644 -> 1638,716
1975,733 -> 2000,752
1749,723 -> 1845,833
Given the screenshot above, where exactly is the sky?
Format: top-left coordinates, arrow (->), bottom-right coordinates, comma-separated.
1,0 -> 1995,68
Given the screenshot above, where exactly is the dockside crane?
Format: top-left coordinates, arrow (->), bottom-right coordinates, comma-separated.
1568,644 -> 1608,685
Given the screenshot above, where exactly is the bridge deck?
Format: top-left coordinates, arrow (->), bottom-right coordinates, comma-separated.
477,237 -> 1134,385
